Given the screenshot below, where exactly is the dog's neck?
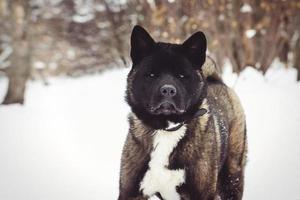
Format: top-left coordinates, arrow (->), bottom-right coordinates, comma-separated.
163,108 -> 207,132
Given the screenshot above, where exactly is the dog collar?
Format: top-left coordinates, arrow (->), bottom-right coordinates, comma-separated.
164,122 -> 185,132
163,108 -> 207,132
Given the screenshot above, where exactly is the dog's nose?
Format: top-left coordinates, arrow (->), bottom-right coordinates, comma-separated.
160,84 -> 177,97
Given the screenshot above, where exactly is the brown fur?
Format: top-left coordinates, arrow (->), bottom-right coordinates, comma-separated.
119,59 -> 247,200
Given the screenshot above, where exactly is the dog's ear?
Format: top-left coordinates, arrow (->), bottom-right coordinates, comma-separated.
130,25 -> 155,65
181,31 -> 207,68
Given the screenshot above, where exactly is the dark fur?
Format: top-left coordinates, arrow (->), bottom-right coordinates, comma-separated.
119,26 -> 247,200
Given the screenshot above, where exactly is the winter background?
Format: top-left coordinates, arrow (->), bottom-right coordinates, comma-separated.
1,1 -> 300,200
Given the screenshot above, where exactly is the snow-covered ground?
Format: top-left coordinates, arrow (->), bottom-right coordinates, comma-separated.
0,65 -> 300,200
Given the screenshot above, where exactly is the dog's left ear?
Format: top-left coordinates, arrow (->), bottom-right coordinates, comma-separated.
181,31 -> 207,68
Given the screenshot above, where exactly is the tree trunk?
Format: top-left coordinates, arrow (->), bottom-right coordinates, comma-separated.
294,35 -> 300,81
279,40 -> 289,66
2,0 -> 31,105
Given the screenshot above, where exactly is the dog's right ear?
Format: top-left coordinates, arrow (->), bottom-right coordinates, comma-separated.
130,25 -> 155,65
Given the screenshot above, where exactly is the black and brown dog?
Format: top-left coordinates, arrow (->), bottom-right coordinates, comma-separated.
118,25 -> 247,200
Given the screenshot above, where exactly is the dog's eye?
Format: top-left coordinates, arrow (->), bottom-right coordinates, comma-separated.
178,74 -> 185,78
149,73 -> 155,78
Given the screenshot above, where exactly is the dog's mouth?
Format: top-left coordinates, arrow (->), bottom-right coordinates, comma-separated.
150,101 -> 185,115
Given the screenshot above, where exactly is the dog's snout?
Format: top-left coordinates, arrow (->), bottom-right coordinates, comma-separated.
160,84 -> 177,97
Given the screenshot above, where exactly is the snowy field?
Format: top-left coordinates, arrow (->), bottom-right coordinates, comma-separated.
0,65 -> 300,200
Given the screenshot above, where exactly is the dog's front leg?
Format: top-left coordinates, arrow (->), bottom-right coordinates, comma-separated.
118,133 -> 150,200
186,160 -> 218,200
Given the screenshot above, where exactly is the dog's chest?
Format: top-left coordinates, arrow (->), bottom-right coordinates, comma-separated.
140,126 -> 186,200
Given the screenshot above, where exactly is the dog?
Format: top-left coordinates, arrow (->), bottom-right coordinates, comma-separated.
118,25 -> 247,200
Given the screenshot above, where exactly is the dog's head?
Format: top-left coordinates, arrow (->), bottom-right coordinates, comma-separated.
126,25 -> 207,129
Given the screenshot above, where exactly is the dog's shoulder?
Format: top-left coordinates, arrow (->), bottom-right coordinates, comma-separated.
202,56 -> 223,84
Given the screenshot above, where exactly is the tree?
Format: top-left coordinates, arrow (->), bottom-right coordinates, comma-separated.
2,0 -> 32,104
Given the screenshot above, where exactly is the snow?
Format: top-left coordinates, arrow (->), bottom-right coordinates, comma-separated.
0,69 -> 130,200
0,64 -> 300,200
240,3 -> 252,13
72,14 -> 94,23
245,29 -> 256,38
72,0 -> 95,23
223,64 -> 300,200
33,61 -> 46,69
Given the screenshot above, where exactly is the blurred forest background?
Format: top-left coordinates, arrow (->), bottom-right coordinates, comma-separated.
0,0 -> 300,104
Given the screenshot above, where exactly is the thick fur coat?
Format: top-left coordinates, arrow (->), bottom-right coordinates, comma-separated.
118,26 -> 247,200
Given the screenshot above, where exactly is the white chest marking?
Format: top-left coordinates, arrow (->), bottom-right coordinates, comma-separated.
140,125 -> 186,200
